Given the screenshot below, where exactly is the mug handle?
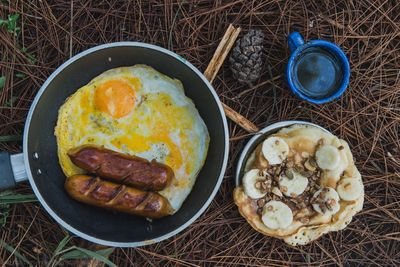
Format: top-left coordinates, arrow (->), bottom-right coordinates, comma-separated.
288,32 -> 305,53
0,152 -> 28,190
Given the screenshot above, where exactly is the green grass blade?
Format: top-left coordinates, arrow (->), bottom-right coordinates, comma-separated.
6,14 -> 20,34
54,235 -> 72,255
0,239 -> 32,266
0,190 -> 37,204
0,76 -> 5,89
4,96 -> 17,107
0,135 -> 22,142
60,247 -> 116,267
95,248 -> 115,258
0,191 -> 37,229
0,204 -> 10,228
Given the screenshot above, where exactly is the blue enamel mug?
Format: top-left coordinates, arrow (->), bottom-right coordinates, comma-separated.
286,32 -> 350,104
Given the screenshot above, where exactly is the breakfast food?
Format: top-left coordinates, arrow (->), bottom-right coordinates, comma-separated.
65,175 -> 173,219
68,145 -> 174,191
234,124 -> 364,245
55,65 -> 209,212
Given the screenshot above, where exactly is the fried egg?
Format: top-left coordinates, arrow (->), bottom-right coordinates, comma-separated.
55,65 -> 209,212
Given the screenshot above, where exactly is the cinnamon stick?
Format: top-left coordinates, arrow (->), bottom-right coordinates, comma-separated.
204,24 -> 260,133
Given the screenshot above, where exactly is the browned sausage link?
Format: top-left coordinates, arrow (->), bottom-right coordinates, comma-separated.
65,175 -> 173,219
67,145 -> 174,191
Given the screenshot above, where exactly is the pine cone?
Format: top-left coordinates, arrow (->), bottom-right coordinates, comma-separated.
229,29 -> 265,85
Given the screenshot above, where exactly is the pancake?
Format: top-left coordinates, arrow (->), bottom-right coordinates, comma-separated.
234,124 -> 364,245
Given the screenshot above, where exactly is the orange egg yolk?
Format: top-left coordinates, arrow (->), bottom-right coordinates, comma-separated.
94,80 -> 135,118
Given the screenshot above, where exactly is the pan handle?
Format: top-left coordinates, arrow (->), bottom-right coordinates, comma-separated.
0,152 -> 28,190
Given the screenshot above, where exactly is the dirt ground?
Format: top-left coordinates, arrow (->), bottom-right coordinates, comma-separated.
0,1 -> 399,266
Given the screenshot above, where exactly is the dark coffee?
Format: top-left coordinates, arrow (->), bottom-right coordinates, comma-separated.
293,47 -> 343,99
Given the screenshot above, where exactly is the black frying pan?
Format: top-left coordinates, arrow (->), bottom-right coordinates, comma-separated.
0,43 -> 229,247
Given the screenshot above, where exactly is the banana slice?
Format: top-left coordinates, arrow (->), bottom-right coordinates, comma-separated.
337,178 -> 363,201
278,170 -> 308,197
262,137 -> 289,165
312,187 -> 340,215
242,169 -> 266,199
315,145 -> 340,170
261,200 -> 293,230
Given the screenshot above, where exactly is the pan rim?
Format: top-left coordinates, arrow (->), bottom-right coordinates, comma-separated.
23,42 -> 230,247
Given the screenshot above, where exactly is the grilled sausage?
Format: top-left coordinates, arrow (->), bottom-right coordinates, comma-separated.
65,174 -> 173,219
67,145 -> 174,191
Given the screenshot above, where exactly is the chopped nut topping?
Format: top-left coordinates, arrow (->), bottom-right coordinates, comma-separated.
271,187 -> 283,197
300,217 -> 310,224
344,183 -> 351,189
285,169 -> 294,180
320,203 -> 327,213
294,154 -> 302,164
286,201 -> 300,212
326,203 -> 333,210
294,165 -> 304,173
318,138 -> 326,145
290,192 -> 297,198
266,205 -> 273,211
300,170 -> 313,178
280,186 -> 288,193
275,140 -> 280,145
300,202 -> 307,209
304,158 -> 317,171
262,169 -> 270,177
327,199 -> 336,205
338,145 -> 344,150
309,157 -> 317,167
257,198 -> 266,207
255,181 -> 262,190
286,161 -> 294,168
267,168 -> 275,175
261,180 -> 272,192
301,151 -> 309,158
261,183 -> 268,190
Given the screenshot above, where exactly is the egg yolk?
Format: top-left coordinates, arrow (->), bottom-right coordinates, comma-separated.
94,80 -> 135,118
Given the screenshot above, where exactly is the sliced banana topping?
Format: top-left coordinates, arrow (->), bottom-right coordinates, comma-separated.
337,178 -> 363,201
315,145 -> 341,170
242,169 -> 267,199
278,169 -> 308,197
261,200 -> 293,230
312,187 -> 340,215
262,137 -> 289,165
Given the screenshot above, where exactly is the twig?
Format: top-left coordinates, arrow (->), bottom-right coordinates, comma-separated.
204,24 -> 259,133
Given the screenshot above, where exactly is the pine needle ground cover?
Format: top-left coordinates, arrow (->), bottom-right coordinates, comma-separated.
0,1 -> 399,266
